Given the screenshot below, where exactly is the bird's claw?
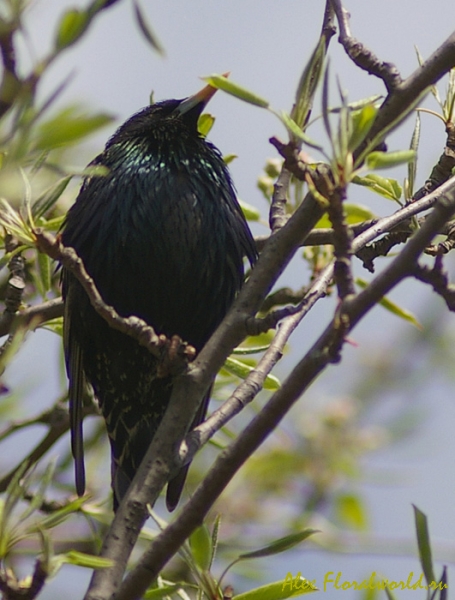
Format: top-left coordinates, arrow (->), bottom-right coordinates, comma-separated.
157,335 -> 196,378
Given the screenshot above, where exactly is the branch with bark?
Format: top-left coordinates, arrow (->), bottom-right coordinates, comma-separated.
114,180 -> 455,600
79,3 -> 455,595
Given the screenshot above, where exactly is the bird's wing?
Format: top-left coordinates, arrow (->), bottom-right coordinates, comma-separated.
165,385 -> 212,511
62,272 -> 87,496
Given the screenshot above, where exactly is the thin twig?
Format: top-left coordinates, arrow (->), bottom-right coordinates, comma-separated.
34,229 -> 196,372
330,0 -> 402,91
0,560 -> 47,600
0,297 -> 64,338
412,257 -> 455,311
414,121 -> 455,200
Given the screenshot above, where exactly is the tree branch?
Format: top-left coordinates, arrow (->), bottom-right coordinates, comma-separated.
84,179 -> 328,600
85,58 -> 455,595
0,298 -> 64,338
180,176 -> 455,468
269,168 -> 291,232
82,17 -> 455,597
330,0 -> 402,91
355,30 -> 455,162
0,560 -> 47,600
115,177 -> 455,600
34,230 -> 196,374
412,257 -> 455,311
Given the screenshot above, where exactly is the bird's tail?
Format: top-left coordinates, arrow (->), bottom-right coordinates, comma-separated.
166,385 -> 212,511
166,464 -> 191,511
111,386 -> 212,512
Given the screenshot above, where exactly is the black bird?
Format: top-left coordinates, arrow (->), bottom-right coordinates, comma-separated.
61,82 -> 257,511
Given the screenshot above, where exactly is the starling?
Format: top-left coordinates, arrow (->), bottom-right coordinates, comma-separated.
61,81 -> 257,511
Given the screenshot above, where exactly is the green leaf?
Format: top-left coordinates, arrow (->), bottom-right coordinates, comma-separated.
38,528 -> 53,576
50,550 -> 113,576
366,150 -> 416,170
37,252 -> 52,297
34,106 -> 113,151
33,176 -> 72,220
277,111 -> 323,150
334,493 -> 368,530
232,577 -> 317,600
241,331 -> 276,347
40,215 -> 65,232
383,587 -> 399,600
223,153 -> 238,165
0,199 -> 29,241
291,33 -> 327,129
55,9 -> 89,49
197,113 -> 215,137
202,74 -> 269,108
322,66 -> 333,152
348,104 -> 378,152
210,515 -> 221,570
238,529 -> 319,560
133,1 -> 165,55
352,174 -> 402,202
144,584 -> 184,599
264,158 -> 282,178
413,505 -> 436,586
20,461 -> 56,522
223,356 -> 280,391
26,496 -> 87,533
315,203 -> 375,228
233,344 -> 270,355
355,89 -> 427,167
331,95 -> 383,113
407,113 -> 420,199
356,278 -> 422,329
189,524 -> 212,571
238,198 -> 261,221
257,175 -> 274,201
39,317 -> 64,336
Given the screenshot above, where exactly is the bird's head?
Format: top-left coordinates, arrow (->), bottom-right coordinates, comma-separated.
108,80 -> 221,146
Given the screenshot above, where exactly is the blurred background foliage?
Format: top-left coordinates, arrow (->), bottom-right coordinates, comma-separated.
0,1 -> 454,599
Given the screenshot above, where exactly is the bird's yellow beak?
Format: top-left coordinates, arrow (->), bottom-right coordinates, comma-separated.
176,73 -> 230,115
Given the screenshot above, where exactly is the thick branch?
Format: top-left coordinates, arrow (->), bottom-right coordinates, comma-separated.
355,30 -> 455,161
326,184 -> 355,298
84,178 -> 328,600
269,168 -> 291,232
116,179 -> 455,600
84,19 -> 455,595
255,220 -> 376,252
181,176 -> 455,466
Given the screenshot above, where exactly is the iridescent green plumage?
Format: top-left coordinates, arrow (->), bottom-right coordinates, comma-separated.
61,84 -> 256,510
